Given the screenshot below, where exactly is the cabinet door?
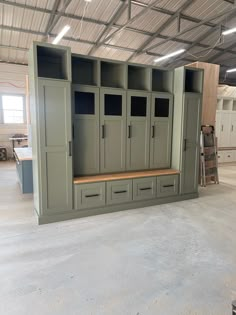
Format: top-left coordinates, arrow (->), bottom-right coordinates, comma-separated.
72,85 -> 99,175
126,91 -> 150,170
220,112 -> 231,147
230,113 -> 236,147
38,79 -> 73,212
100,88 -> 126,173
150,93 -> 173,169
181,94 -> 201,194
215,111 -> 221,146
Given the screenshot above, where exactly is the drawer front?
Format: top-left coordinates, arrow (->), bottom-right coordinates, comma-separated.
224,151 -> 235,163
217,151 -> 225,163
133,177 -> 156,201
107,180 -> 132,205
74,183 -> 105,210
157,174 -> 179,198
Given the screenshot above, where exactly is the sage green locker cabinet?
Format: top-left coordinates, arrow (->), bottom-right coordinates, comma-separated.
38,79 -> 73,212
150,93 -> 173,169
100,88 -> 126,173
181,93 -> 201,194
126,91 -> 151,171
72,85 -> 99,175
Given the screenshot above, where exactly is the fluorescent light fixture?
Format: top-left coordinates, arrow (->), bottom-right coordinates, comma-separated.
154,49 -> 186,63
226,68 -> 236,73
52,25 -> 70,44
222,27 -> 236,36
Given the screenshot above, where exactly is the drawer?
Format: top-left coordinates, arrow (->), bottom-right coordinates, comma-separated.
157,174 -> 179,198
107,180 -> 132,205
133,177 -> 156,201
74,182 -> 105,210
217,151 -> 225,163
224,151 -> 235,163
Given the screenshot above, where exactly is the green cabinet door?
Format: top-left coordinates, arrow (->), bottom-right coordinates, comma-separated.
126,91 -> 150,171
100,88 -> 126,173
72,85 -> 99,175
150,93 -> 173,169
181,93 -> 201,194
38,79 -> 73,213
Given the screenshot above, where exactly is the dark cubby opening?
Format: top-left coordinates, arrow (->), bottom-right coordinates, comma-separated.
37,46 -> 68,80
185,69 -> 202,93
128,65 -> 149,91
131,96 -> 147,117
155,98 -> 169,117
104,94 -> 122,116
72,57 -> 97,85
101,61 -> 125,89
152,69 -> 173,93
74,91 -> 95,115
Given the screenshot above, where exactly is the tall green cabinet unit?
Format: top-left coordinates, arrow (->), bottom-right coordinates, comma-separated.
172,67 -> 203,195
29,43 -> 73,216
29,42 -> 203,224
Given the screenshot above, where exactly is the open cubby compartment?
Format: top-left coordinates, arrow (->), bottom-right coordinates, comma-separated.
37,45 -> 70,80
233,100 -> 236,111
152,69 -> 173,93
72,55 -> 99,86
184,68 -> 203,93
101,61 -> 126,89
128,65 -> 151,91
223,98 -> 233,110
217,98 -> 223,110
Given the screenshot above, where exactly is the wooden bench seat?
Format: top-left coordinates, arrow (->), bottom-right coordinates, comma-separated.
74,169 -> 180,184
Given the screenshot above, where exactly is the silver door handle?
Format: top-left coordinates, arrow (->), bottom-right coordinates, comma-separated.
184,139 -> 187,151
69,141 -> 72,157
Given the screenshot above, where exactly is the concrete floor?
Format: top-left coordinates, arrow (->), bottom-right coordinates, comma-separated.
0,162 -> 235,315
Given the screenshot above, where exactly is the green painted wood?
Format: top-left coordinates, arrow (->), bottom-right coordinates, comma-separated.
181,93 -> 202,194
106,179 -> 132,205
38,79 -> 73,213
74,182 -> 106,210
150,93 -> 173,169
126,91 -> 151,171
157,174 -> 179,198
72,85 -> 100,175
100,88 -> 126,173
133,176 -> 156,200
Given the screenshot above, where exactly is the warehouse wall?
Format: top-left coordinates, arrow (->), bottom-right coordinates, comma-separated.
0,63 -> 28,158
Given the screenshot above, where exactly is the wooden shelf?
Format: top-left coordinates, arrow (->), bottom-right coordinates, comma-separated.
74,169 -> 180,184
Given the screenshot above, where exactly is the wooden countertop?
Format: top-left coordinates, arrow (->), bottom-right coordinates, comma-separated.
14,147 -> 32,161
74,169 -> 180,184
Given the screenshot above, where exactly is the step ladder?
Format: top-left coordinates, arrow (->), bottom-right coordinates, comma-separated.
200,125 -> 219,187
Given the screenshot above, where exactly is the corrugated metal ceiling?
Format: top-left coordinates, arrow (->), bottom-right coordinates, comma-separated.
1,0 -> 236,82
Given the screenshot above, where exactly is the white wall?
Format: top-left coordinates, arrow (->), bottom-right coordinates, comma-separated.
0,63 -> 29,157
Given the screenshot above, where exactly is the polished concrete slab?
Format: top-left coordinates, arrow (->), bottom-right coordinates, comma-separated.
0,161 -> 235,315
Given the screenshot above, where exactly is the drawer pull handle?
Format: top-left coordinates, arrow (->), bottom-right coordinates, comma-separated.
152,125 -> 155,138
102,125 -> 105,139
128,125 -> 131,138
114,190 -> 127,194
85,194 -> 100,198
140,187 -> 152,191
163,184 -> 174,188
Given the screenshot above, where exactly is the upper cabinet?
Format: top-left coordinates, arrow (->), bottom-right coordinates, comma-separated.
184,68 -> 203,93
152,69 -> 173,93
36,43 -> 71,81
72,55 -> 99,86
128,65 -> 151,91
101,61 -> 126,89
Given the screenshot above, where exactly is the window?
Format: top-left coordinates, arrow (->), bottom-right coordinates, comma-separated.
1,95 -> 25,124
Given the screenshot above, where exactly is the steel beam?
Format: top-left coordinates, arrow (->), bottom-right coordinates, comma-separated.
127,0 -> 195,62
88,1 -> 128,56
145,6 -> 236,53
43,0 -> 62,41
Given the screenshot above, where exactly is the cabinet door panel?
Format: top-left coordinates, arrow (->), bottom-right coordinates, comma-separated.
150,93 -> 173,168
100,89 -> 126,173
38,79 -> 73,212
127,91 -> 150,170
230,113 -> 236,147
72,86 -> 99,175
181,94 -> 201,194
220,112 -> 231,147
